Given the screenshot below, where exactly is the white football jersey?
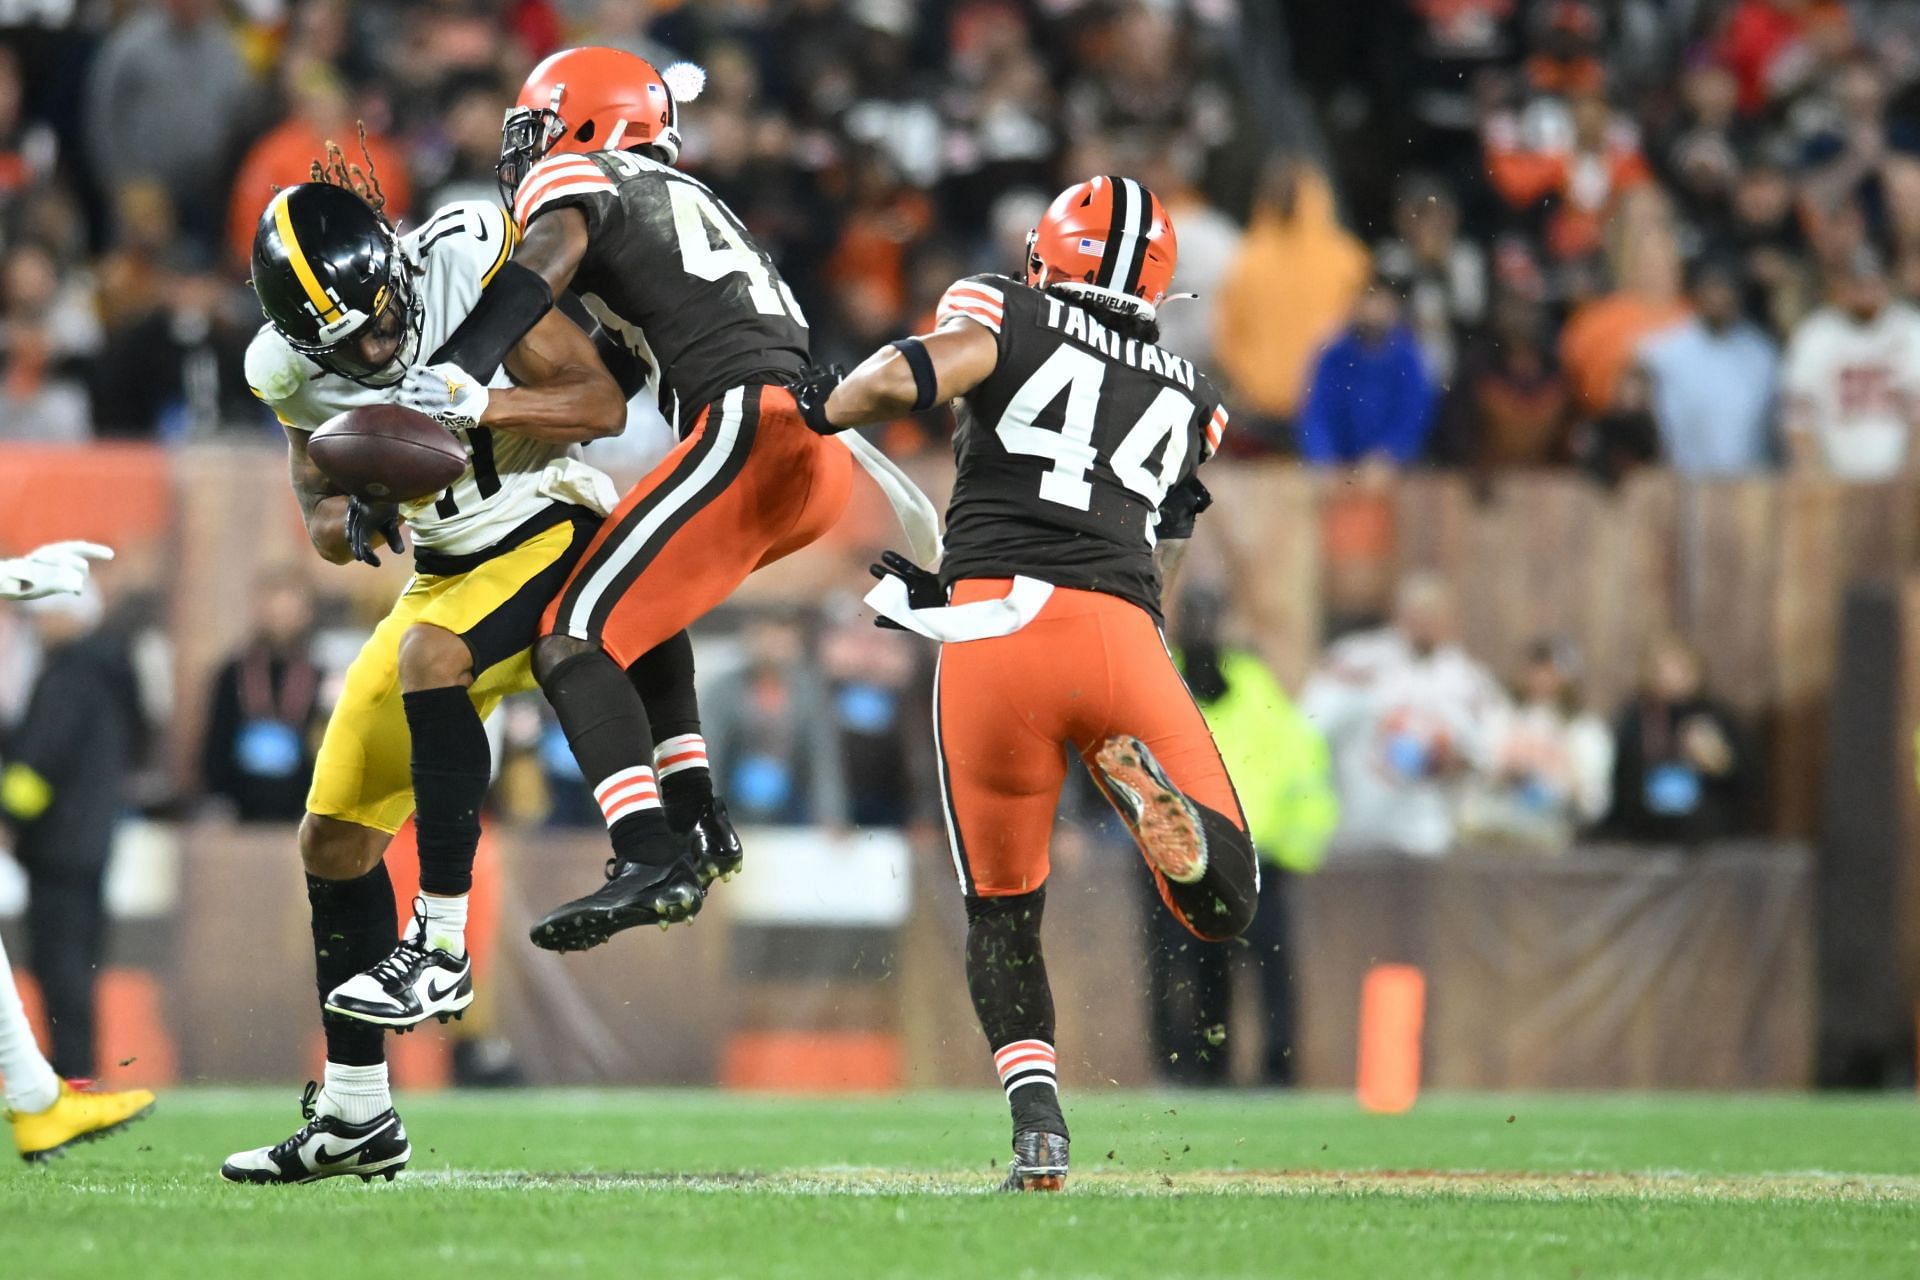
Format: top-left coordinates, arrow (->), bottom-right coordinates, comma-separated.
246,200 -> 615,556
1782,303 -> 1920,481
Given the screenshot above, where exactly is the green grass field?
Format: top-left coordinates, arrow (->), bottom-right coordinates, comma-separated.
6,1089 -> 1919,1279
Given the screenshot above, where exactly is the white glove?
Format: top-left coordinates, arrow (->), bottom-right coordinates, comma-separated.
0,541 -> 114,601
398,361 -> 491,432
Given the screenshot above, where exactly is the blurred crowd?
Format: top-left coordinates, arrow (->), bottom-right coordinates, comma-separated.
2,1 -> 1919,482
0,0 -> 1266,447
1282,0 -> 1920,481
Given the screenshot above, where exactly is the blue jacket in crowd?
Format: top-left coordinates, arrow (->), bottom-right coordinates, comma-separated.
1297,325 -> 1438,465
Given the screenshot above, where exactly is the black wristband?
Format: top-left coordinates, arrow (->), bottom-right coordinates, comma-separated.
428,260 -> 555,381
891,337 -> 939,413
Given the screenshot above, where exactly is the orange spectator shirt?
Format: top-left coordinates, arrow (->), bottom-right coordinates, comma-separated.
1559,292 -> 1690,412
226,122 -> 412,269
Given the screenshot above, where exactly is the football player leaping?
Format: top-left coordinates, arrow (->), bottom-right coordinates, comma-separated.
0,542 -> 157,1162
221,148 -> 729,1184
792,177 -> 1261,1191
400,48 -> 875,950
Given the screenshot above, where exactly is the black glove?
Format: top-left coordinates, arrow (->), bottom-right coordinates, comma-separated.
1154,475 -> 1213,542
789,363 -> 848,435
347,497 -> 405,567
867,549 -> 943,630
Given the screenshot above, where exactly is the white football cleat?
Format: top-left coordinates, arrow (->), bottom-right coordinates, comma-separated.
221,1083 -> 411,1185
324,935 -> 473,1030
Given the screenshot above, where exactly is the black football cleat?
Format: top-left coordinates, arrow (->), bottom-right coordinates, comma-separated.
528,856 -> 704,952
686,798 -> 744,888
220,1082 -> 410,1185
1000,1130 -> 1070,1192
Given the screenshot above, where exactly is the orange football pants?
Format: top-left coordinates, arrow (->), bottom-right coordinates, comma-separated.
932,578 -> 1245,899
542,383 -> 853,665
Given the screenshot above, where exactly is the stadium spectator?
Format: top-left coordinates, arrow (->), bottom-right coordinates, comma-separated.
1137,143 -> 1240,377
224,62 -> 412,271
1484,83 -> 1652,263
1301,575 -> 1505,857
1795,58 -> 1920,250
199,575 -> 322,823
1215,159 -> 1368,451
1715,0 -> 1851,118
1431,291 -> 1574,473
0,47 -> 57,236
1374,173 -> 1487,383
1729,161 -> 1818,333
93,183 -> 181,333
1297,279 -> 1439,467
1144,585 -> 1335,1087
1657,64 -> 1753,236
1061,2 -> 1235,174
1638,257 -> 1780,476
822,148 -> 935,354
89,273 -> 260,439
0,243 -> 91,443
816,606 -> 930,830
417,77 -> 516,211
2,240 -> 99,368
578,0 -> 682,68
1575,363 -> 1664,485
938,7 -> 1057,233
837,4 -> 944,191
1559,189 -> 1690,412
704,612 -> 847,828
1783,246 -> 1920,479
1602,634 -> 1754,845
1459,638 -> 1613,850
83,0 -> 251,257
0,586 -> 146,1079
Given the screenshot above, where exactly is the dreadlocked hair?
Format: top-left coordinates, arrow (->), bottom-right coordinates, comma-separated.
309,122 -> 390,218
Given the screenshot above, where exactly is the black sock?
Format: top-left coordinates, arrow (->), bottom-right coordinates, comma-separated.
626,632 -> 713,832
1160,804 -> 1260,942
308,863 -> 395,1067
657,763 -> 714,834
540,650 -> 676,863
966,887 -> 1066,1139
403,686 -> 490,897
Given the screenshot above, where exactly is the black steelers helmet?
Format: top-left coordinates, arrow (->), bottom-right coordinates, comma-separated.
251,182 -> 418,384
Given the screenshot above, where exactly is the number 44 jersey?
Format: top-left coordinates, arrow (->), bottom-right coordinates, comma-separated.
511,149 -> 810,435
936,275 -> 1229,621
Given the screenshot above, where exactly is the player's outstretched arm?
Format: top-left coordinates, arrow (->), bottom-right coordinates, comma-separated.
820,319 -> 1001,431
427,208 -> 589,382
285,426 -> 355,565
484,309 -> 628,443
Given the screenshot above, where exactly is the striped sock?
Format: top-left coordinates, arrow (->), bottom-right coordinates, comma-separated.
653,733 -> 709,779
993,1039 -> 1058,1100
653,734 -> 713,833
594,765 -> 661,829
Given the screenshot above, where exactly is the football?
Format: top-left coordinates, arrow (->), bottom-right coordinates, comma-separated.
308,404 -> 467,503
